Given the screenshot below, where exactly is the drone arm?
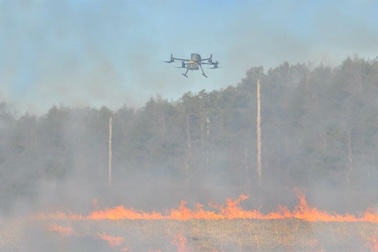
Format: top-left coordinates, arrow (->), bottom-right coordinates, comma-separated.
172,57 -> 190,62
202,61 -> 219,68
200,54 -> 212,62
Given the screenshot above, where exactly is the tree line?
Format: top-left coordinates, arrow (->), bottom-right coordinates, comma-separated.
1,56 -> 377,211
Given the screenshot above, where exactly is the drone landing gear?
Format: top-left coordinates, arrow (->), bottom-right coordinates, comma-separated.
182,69 -> 189,78
180,65 -> 208,78
199,64 -> 208,78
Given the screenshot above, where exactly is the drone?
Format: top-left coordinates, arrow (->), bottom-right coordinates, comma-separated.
164,53 -> 219,78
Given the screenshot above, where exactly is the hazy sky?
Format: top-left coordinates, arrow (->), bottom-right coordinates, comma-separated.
1,0 -> 377,114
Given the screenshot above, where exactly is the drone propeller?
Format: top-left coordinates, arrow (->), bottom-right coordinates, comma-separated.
209,61 -> 220,69
163,53 -> 174,63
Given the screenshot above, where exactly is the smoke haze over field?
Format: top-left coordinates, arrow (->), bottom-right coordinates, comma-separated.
1,56 -> 377,216
0,0 -> 378,114
1,2 -> 378,250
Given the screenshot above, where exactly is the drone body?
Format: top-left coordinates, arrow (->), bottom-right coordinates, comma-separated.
164,53 -> 219,78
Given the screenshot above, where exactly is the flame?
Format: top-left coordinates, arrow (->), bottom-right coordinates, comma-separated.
171,232 -> 187,252
96,233 -> 124,247
307,239 -> 324,252
291,190 -> 359,222
34,191 -> 378,223
367,236 -> 378,252
47,224 -> 74,236
88,206 -> 164,220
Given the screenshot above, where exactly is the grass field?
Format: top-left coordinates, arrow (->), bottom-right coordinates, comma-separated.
1,191 -> 377,251
1,218 -> 377,251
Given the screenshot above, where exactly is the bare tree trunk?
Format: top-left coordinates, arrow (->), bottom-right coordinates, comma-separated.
185,114 -> 192,181
256,79 -> 262,185
244,141 -> 250,188
346,127 -> 353,185
206,116 -> 210,166
200,110 -> 205,146
108,116 -> 113,185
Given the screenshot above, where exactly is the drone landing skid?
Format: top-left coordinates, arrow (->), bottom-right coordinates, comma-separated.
182,69 -> 189,78
181,73 -> 207,78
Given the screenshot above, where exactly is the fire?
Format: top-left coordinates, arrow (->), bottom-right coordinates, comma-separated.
47,224 -> 73,236
36,195 -> 377,252
88,206 -> 164,220
34,191 -> 378,223
291,190 -> 359,222
307,239 -> 324,252
171,232 -> 187,252
96,233 -> 124,247
367,236 -> 378,252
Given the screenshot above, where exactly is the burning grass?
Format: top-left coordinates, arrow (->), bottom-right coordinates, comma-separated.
33,191 -> 378,223
3,218 -> 377,251
2,191 -> 378,251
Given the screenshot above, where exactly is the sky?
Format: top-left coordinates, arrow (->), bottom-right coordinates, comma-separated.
0,0 -> 377,115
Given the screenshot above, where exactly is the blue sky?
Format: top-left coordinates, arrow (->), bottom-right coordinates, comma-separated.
1,0 -> 377,114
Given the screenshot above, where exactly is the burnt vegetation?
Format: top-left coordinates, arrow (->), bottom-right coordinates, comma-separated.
1,57 -> 378,213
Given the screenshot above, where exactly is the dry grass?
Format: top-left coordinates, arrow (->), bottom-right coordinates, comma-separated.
1,218 -> 377,251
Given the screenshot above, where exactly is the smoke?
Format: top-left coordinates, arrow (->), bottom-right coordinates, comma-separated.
222,0 -> 378,77
0,0 -> 140,114
1,0 -> 377,115
1,1 -> 378,250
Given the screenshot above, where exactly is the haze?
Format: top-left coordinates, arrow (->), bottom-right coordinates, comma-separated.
1,0 -> 377,114
1,1 -> 378,251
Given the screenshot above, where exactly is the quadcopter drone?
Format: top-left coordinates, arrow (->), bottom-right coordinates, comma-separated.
164,53 -> 219,78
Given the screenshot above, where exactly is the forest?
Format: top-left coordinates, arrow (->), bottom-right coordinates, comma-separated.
1,56 -> 377,213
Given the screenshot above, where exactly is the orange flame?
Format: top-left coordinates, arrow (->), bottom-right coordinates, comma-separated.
172,232 -> 187,252
291,190 -> 359,222
88,206 -> 163,220
367,235 -> 378,252
35,191 -> 378,223
47,224 -> 74,236
96,233 -> 124,247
